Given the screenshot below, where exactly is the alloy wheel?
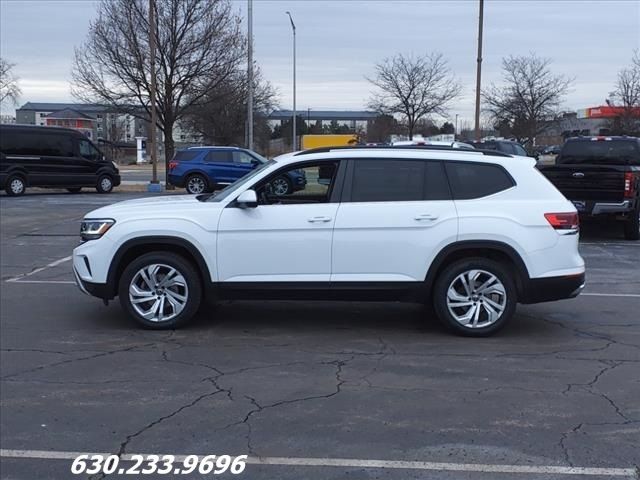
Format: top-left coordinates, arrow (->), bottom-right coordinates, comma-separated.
271,177 -> 289,196
446,269 -> 507,328
128,263 -> 189,322
10,178 -> 25,195
100,177 -> 113,192
187,176 -> 206,194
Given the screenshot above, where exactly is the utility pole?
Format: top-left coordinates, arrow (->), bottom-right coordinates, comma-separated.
474,0 -> 484,141
455,113 -> 459,140
247,0 -> 254,150
286,11 -> 296,151
148,0 -> 159,188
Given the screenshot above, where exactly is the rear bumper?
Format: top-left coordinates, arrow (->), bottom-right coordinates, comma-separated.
167,173 -> 186,188
573,199 -> 637,215
520,272 -> 585,304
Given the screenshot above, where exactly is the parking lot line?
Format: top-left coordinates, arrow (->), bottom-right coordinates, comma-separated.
5,255 -> 72,283
0,449 -> 636,477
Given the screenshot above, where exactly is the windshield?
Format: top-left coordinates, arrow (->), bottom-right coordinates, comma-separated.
559,140 -> 640,165
251,152 -> 269,163
198,159 -> 276,202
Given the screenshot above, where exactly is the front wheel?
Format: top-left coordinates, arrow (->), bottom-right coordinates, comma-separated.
118,252 -> 202,329
623,206 -> 639,240
432,258 -> 517,337
96,174 -> 114,193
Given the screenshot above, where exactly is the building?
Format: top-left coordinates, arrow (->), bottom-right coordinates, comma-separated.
44,108 -> 96,139
268,109 -> 378,132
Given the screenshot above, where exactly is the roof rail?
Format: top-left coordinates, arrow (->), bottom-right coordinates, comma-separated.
293,145 -> 512,158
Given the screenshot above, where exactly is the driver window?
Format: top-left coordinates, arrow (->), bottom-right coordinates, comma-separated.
79,139 -> 100,161
255,161 -> 339,205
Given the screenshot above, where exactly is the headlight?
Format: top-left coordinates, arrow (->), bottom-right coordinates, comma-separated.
112,161 -> 119,170
80,219 -> 115,241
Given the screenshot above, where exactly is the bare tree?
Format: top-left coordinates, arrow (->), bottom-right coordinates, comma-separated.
72,0 -> 245,162
482,53 -> 572,145
609,50 -> 640,135
0,58 -> 21,106
367,53 -> 461,140
184,65 -> 278,150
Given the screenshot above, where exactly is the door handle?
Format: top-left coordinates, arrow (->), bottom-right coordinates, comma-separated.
414,214 -> 438,221
308,216 -> 332,223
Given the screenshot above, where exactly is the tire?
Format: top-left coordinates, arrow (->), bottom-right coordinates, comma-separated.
96,174 -> 114,194
432,257 -> 517,337
5,174 -> 26,196
67,187 -> 82,193
185,174 -> 209,194
270,176 -> 292,196
118,252 -> 202,329
623,206 -> 639,240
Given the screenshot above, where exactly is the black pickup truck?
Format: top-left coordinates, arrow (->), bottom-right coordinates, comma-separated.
538,136 -> 640,240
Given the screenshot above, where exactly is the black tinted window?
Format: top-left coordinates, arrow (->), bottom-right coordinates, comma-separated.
350,160 -> 450,202
513,144 -> 528,156
558,140 -> 640,165
0,131 -> 74,157
205,150 -> 232,163
173,150 -> 200,162
445,162 -> 514,199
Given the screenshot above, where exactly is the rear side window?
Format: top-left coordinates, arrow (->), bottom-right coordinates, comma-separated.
445,162 -> 514,199
173,150 -> 200,162
513,144 -> 528,156
558,140 -> 640,165
349,159 -> 450,202
205,150 -> 232,163
0,131 -> 74,157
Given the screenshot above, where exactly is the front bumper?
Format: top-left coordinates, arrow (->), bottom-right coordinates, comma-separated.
113,173 -> 122,187
520,272 -> 585,304
74,266 -> 111,300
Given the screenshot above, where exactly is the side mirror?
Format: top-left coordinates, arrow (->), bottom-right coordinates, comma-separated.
236,189 -> 258,209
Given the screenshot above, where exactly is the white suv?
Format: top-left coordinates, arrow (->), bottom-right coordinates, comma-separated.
73,146 -> 585,336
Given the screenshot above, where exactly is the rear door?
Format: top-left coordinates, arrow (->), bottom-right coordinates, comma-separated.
331,159 -> 458,282
203,150 -> 235,186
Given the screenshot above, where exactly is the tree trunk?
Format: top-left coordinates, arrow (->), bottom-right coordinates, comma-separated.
163,121 -> 175,190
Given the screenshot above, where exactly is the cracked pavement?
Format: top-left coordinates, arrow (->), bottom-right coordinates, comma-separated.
1,192 -> 639,479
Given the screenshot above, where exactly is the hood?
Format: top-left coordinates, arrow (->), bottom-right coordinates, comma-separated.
83,194 -> 217,220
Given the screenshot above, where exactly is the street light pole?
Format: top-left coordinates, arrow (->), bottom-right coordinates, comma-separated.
148,0 -> 159,187
474,0 -> 484,142
286,11 -> 296,151
247,0 -> 254,150
455,113 -> 459,139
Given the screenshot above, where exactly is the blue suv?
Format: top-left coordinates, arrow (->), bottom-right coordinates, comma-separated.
168,146 -> 306,195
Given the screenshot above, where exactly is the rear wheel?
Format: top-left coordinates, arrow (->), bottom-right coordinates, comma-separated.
96,174 -> 114,193
432,258 -> 517,337
185,174 -> 209,194
5,174 -> 26,196
119,252 -> 202,329
67,187 -> 82,193
623,206 -> 639,240
270,176 -> 292,196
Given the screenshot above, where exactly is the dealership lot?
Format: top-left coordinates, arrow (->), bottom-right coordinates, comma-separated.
1,191 -> 639,479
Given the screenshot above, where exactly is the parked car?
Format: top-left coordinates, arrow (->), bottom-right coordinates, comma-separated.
0,124 -> 120,196
472,139 -> 529,157
538,136 -> 640,240
167,146 -> 306,195
74,146 -> 585,336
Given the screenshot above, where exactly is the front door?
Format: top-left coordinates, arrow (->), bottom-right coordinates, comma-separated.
217,160 -> 342,282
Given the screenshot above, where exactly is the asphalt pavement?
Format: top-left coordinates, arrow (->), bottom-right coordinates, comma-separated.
0,190 -> 639,480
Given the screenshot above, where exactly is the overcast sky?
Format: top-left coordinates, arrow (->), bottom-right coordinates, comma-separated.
1,0 -> 639,125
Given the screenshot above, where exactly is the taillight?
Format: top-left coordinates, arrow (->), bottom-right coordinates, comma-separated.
624,172 -> 636,199
168,160 -> 179,170
545,212 -> 579,231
